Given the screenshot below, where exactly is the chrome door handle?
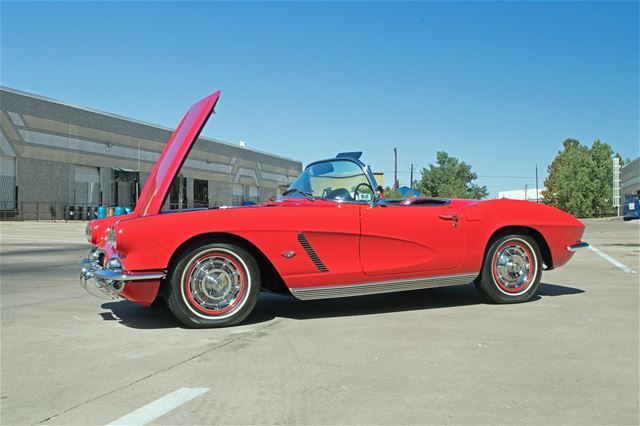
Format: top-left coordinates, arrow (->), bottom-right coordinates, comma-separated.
439,214 -> 458,221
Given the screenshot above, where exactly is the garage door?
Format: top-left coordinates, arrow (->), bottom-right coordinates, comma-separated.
74,166 -> 100,205
0,156 -> 16,210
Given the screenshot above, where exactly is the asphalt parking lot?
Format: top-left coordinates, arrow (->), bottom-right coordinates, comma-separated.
1,219 -> 638,425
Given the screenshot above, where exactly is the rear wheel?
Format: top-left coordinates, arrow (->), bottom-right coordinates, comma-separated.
166,242 -> 260,328
475,234 -> 542,304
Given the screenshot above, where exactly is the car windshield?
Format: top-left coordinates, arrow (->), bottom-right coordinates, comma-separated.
282,159 -> 374,202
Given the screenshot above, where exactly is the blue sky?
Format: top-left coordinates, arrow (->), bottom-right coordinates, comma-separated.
2,1 -> 638,196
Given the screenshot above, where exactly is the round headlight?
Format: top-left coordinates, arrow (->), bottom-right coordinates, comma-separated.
85,223 -> 92,242
107,227 -> 117,250
107,256 -> 122,271
89,247 -> 100,260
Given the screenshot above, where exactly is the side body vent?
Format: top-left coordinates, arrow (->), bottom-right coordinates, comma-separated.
297,232 -> 329,272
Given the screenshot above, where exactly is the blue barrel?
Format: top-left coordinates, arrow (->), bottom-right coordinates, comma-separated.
114,206 -> 125,216
97,206 -> 107,219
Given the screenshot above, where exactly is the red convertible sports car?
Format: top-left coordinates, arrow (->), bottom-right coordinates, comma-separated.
80,91 -> 588,328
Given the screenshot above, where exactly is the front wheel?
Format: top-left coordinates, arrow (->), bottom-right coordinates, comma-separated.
475,234 -> 542,304
166,242 -> 260,328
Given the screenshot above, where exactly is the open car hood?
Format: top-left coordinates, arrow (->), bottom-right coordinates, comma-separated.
134,91 -> 220,217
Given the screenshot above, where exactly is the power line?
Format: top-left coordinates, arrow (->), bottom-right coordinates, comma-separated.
477,175 -> 542,179
380,170 -> 541,179
272,148 -> 555,161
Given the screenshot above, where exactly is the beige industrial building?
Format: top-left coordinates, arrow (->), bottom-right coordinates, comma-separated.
621,157 -> 640,200
0,87 -> 301,219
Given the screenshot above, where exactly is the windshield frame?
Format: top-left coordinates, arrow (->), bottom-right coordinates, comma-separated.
281,157 -> 379,203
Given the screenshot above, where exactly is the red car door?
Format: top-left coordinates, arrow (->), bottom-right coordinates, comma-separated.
359,204 -> 464,276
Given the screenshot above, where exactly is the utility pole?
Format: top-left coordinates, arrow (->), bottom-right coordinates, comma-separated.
524,184 -> 528,201
410,163 -> 414,189
393,147 -> 399,189
535,164 -> 539,203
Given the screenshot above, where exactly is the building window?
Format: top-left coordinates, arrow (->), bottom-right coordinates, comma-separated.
168,174 -> 187,210
194,179 -> 208,207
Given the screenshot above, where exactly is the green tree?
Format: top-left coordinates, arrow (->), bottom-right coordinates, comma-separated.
590,140 -> 616,216
383,186 -> 404,199
415,151 -> 488,199
542,138 -> 617,217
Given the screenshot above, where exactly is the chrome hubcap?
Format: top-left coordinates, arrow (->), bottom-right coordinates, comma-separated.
494,244 -> 531,290
188,256 -> 242,311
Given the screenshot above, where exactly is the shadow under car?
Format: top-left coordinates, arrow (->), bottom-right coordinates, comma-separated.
100,282 -> 585,330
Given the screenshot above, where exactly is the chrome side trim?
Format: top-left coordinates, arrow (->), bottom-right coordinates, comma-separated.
567,241 -> 589,252
289,272 -> 479,300
297,232 -> 329,272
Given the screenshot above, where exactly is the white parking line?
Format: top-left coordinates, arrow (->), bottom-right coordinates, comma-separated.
588,245 -> 638,274
106,387 -> 209,426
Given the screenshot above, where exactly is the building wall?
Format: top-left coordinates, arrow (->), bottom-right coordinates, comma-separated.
621,157 -> 640,200
17,157 -> 71,203
0,87 -> 302,216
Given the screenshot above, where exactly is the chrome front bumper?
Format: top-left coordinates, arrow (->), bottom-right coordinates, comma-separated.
79,249 -> 166,300
567,241 -> 589,252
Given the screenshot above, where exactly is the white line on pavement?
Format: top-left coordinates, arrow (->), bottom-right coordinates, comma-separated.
588,245 -> 638,274
106,387 -> 209,426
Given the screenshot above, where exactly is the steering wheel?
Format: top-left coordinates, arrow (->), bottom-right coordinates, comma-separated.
325,188 -> 353,201
353,183 -> 373,201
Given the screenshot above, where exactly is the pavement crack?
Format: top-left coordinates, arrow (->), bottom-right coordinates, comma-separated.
33,318 -> 284,425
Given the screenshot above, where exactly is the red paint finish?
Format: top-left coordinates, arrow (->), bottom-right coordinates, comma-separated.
101,195 -> 583,304
84,91 -> 586,307
360,203 -> 464,275
119,280 -> 161,306
134,92 -> 220,217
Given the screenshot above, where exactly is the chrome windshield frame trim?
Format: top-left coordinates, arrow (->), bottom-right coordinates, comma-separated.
281,156 -> 379,204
